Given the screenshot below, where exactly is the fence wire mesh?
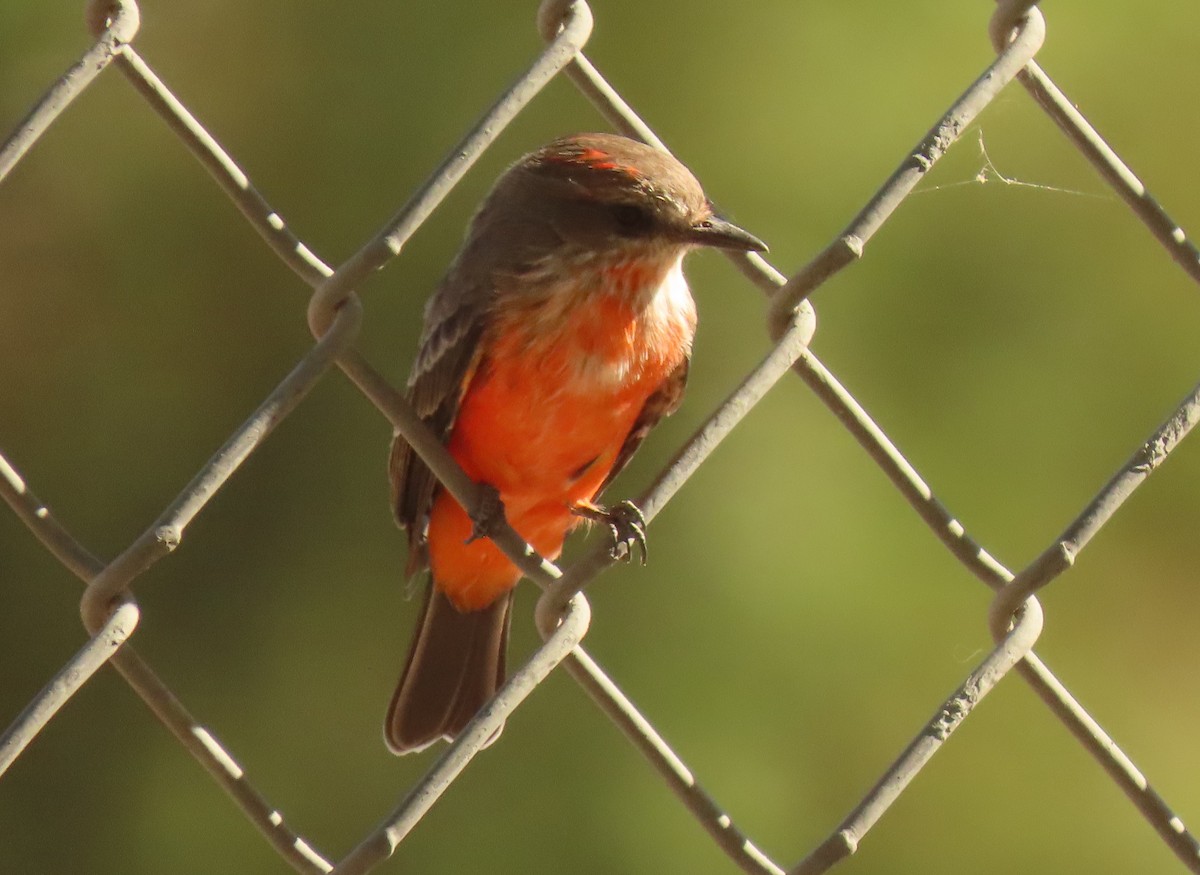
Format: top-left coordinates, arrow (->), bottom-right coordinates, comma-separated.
3,1 -> 1200,872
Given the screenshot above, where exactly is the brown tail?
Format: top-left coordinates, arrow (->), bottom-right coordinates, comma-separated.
384,582 -> 513,754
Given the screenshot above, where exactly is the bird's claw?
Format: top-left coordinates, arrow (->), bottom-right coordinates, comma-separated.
464,483 -> 505,544
573,499 -> 647,565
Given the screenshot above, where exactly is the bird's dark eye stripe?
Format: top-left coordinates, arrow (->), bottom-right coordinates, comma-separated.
611,203 -> 654,235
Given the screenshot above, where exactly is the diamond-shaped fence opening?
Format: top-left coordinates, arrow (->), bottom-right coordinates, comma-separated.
4,2 -> 1200,873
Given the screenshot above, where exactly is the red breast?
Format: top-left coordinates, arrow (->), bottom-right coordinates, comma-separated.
429,252 -> 696,611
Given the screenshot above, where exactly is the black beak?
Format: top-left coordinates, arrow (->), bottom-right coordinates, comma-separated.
687,215 -> 768,253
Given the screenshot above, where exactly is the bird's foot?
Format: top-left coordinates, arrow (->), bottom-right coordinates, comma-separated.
464,483 -> 506,544
573,499 -> 647,564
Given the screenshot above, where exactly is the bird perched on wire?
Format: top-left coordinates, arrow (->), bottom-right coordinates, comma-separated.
385,132 -> 766,754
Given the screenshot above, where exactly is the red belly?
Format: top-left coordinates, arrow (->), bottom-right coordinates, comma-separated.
427,288 -> 689,611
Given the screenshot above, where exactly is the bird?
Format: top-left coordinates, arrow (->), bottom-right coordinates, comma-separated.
385,132 -> 766,754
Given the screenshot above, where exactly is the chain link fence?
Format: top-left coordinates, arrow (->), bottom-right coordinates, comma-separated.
3,1 -> 1200,872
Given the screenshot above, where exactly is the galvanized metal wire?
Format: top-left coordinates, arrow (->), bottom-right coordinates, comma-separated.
2,0 -> 1198,872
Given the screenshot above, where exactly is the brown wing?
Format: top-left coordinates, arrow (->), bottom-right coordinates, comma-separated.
595,355 -> 690,500
389,284 -> 488,577
389,198 -> 568,576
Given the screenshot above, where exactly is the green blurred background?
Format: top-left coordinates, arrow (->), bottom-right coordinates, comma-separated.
4,2 -> 1200,873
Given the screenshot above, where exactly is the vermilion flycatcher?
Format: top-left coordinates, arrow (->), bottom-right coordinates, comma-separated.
385,132 -> 766,753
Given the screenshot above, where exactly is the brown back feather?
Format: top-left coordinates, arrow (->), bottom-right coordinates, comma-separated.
389,280 -> 488,576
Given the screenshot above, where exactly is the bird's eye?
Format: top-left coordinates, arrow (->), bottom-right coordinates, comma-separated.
610,203 -> 654,236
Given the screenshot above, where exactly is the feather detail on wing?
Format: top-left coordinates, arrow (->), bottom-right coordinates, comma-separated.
389,289 -> 487,578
